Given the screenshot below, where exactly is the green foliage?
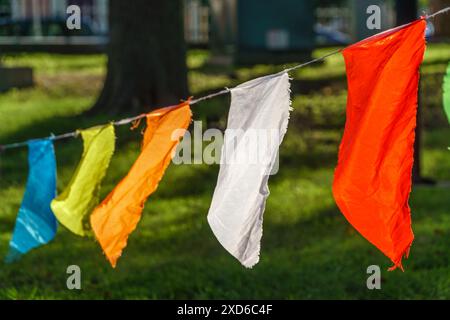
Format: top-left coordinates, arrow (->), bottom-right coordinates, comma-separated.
443,62 -> 450,124
0,46 -> 449,299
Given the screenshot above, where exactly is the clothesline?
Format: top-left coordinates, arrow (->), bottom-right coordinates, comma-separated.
0,7 -> 448,152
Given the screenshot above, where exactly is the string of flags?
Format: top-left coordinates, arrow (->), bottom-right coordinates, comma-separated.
0,11 -> 449,270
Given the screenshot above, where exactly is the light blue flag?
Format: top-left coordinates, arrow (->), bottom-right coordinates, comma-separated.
6,139 -> 58,262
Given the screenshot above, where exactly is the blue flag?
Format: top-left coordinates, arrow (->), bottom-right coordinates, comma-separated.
6,139 -> 58,262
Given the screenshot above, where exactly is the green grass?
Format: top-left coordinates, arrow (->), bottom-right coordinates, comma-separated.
0,46 -> 449,299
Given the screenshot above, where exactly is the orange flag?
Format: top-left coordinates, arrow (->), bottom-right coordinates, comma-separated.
91,101 -> 192,267
332,20 -> 426,270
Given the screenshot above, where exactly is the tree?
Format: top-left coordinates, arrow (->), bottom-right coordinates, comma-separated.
91,0 -> 188,115
395,0 -> 431,184
429,0 -> 450,38
395,0 -> 418,25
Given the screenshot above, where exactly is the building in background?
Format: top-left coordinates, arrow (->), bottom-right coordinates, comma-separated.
348,0 -> 395,41
0,0 -> 11,18
0,0 -> 108,52
315,0 -> 396,44
209,0 -> 315,65
185,0 -> 209,45
0,0 -> 209,51
0,0 -> 443,54
2,0 -> 108,34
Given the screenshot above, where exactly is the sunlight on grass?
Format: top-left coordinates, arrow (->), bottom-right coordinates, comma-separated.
0,45 -> 449,299
1,53 -> 107,76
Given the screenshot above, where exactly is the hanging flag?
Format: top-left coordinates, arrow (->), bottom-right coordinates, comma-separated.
6,139 -> 57,262
91,101 -> 192,267
51,124 -> 115,236
444,62 -> 450,124
332,20 -> 426,270
207,72 -> 291,268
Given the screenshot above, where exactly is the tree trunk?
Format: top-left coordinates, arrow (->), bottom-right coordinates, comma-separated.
395,0 -> 418,25
91,0 -> 188,115
429,0 -> 450,38
395,0 -> 426,183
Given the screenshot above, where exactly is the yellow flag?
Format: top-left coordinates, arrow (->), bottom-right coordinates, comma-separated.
51,124 -> 115,236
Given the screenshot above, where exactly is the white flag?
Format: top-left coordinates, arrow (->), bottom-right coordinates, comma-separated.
207,72 -> 292,268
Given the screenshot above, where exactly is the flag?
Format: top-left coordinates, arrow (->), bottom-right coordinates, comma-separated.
51,124 -> 115,236
91,102 -> 192,267
444,62 -> 450,124
207,72 -> 291,268
6,139 -> 57,262
332,20 -> 426,270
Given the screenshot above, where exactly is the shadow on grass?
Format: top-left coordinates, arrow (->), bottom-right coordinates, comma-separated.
1,180 -> 449,299
0,201 -> 348,298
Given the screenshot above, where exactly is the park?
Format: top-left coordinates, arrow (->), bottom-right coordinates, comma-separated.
0,0 -> 449,300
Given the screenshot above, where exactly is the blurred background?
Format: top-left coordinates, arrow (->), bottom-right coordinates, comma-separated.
0,0 -> 449,299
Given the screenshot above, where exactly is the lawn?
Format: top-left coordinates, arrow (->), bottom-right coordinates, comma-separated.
0,45 -> 449,299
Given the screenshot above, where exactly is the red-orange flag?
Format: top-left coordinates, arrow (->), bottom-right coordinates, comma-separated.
91,101 -> 191,267
332,19 -> 426,270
